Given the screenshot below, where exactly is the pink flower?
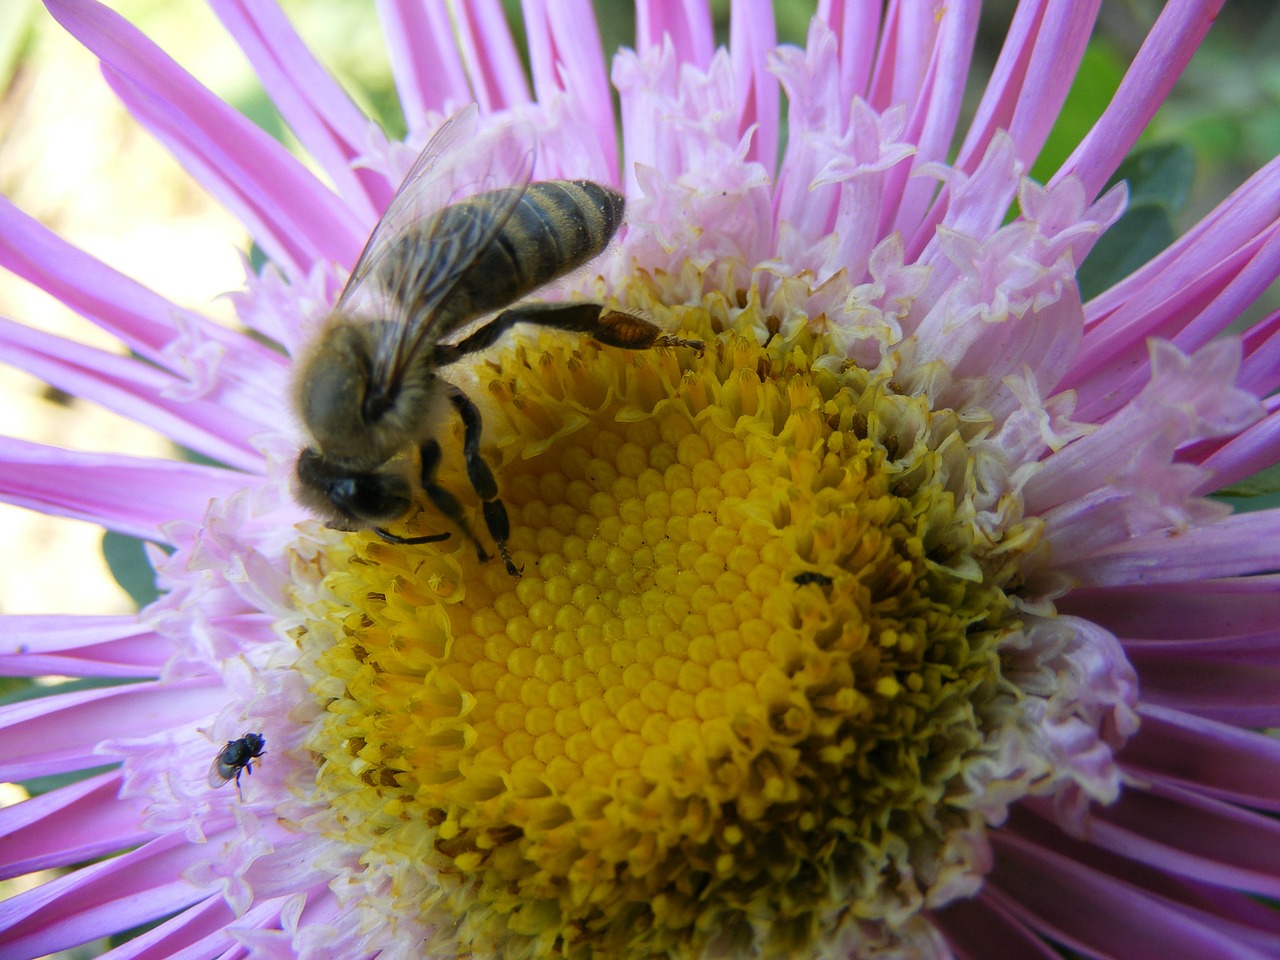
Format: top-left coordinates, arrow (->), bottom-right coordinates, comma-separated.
3,1 -> 1280,958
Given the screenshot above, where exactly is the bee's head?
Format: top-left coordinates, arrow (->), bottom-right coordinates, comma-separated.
294,446 -> 415,529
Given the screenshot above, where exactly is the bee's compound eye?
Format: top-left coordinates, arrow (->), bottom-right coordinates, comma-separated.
295,449 -> 412,526
335,474 -> 413,524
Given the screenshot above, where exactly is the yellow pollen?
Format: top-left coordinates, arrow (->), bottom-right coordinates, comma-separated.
295,291 -> 1039,959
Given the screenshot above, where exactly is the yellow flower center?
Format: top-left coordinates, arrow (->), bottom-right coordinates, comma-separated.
294,291 -> 1041,959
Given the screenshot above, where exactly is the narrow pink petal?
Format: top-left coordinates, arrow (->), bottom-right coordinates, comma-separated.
1071,511 -> 1280,588
0,317 -> 271,472
1122,704 -> 1280,813
1058,576 -> 1280,640
0,438 -> 251,543
1084,782 -> 1280,897
44,0 -> 366,277
0,770 -> 150,879
866,0 -> 929,113
209,0 -> 388,220
988,830 -> 1277,960
376,0 -> 471,138
1012,806 -> 1280,953
1123,630 -> 1280,663
935,893 -> 1063,960
1026,340 -> 1258,515
1052,0 -> 1226,200
0,679 -> 226,781
451,0 -> 531,111
100,68 -> 352,280
0,833 -> 211,958
884,0 -> 979,240
1238,307 -> 1280,398
1195,409 -> 1280,493
1070,224 -> 1280,423
101,895 -> 287,960
956,0 -> 1100,174
815,0 -> 882,102
635,0 -> 713,67
522,0 -> 618,178
904,0 -> 1102,261
0,614 -> 158,656
0,199 -> 254,369
1084,156 -> 1280,326
1127,650 -> 1280,725
729,0 -> 779,172
0,615 -> 168,678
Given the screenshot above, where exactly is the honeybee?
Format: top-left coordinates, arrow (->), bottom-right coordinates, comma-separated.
292,106 -> 701,575
208,732 -> 266,796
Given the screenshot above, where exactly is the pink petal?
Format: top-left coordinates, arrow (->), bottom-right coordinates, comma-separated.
988,829 -> 1277,960
450,0 -> 531,111
209,0 -> 389,220
0,770 -> 150,879
0,833 -> 212,958
1238,307 -> 1280,398
376,0 -> 471,138
102,895 -> 288,960
1026,339 -> 1258,515
729,0 -> 779,172
1052,0 -> 1226,200
1083,155 -> 1280,330
0,615 -> 168,678
1070,224 -> 1280,422
1196,409 -> 1280,493
1059,576 -> 1280,640
935,893 -> 1063,960
44,0 -> 366,277
0,437 -> 251,543
1122,704 -> 1280,813
905,0 -> 1101,259
1126,649 -> 1280,725
814,0 -> 881,103
0,317 -> 272,473
885,0 -> 980,240
957,0 -> 1100,174
522,0 -> 618,179
1073,510 -> 1280,588
0,199 -> 258,369
636,0 -> 713,67
866,0 -> 945,115
0,679 -> 226,781
1122,629 -> 1280,663
1083,781 -> 1280,898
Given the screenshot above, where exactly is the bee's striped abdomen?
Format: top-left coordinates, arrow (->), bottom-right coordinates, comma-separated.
446,180 -> 625,321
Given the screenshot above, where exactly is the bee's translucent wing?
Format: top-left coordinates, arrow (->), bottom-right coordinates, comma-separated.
333,105 -> 536,392
336,104 -> 483,314
207,750 -> 232,788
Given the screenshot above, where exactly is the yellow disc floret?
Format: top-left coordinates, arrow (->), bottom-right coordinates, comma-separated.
295,292 -> 1040,959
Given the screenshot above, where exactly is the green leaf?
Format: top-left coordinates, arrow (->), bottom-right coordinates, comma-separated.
1030,43 -> 1127,185
1218,463 -> 1280,498
1108,142 -> 1195,214
1212,462 -> 1280,515
1077,141 -> 1196,300
102,531 -> 161,610
1077,204 -> 1175,301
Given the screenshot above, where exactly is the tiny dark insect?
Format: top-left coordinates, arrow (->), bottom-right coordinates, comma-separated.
208,732 -> 266,796
793,571 -> 833,587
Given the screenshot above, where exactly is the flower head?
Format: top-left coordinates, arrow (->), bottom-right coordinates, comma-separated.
3,1 -> 1280,959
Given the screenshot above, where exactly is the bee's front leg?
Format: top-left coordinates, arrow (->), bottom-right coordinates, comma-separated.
404,386 -> 520,577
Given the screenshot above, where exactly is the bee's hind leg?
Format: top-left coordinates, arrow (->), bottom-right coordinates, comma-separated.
432,302 -> 704,362
435,388 -> 521,578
